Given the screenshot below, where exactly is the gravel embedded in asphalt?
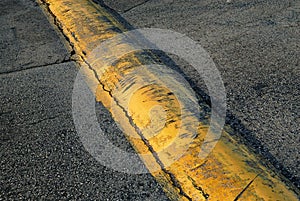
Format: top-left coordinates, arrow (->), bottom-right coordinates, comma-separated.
102,0 -> 300,187
0,0 -> 170,199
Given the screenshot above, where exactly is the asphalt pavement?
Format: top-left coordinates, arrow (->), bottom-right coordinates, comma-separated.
101,0 -> 300,188
0,0 -> 169,200
1,0 -> 299,199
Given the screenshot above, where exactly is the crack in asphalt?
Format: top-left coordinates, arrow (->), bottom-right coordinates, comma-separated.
187,175 -> 209,200
233,173 -> 261,201
0,0 -> 77,76
0,59 -> 75,75
82,58 -> 195,201
39,0 -> 77,58
39,0 -> 199,199
122,0 -> 150,13
27,113 -> 67,126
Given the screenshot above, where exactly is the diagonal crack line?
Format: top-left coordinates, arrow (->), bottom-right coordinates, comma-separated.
233,173 -> 261,201
187,175 -> 209,199
82,58 -> 193,201
122,0 -> 150,13
0,59 -> 75,75
39,1 -> 192,199
27,113 -> 66,126
39,0 -> 77,57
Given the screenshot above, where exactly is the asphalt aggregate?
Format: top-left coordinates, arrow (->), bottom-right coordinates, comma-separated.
1,0 -> 299,199
0,0 -> 170,200
102,0 -> 300,188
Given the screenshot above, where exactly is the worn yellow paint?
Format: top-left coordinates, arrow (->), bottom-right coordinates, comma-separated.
39,0 -> 299,200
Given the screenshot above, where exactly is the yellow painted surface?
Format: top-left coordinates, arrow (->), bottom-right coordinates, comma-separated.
39,0 -> 299,200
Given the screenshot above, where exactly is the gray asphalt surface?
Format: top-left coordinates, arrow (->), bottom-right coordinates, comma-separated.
0,0 -> 170,200
1,0 -> 299,199
100,0 -> 300,188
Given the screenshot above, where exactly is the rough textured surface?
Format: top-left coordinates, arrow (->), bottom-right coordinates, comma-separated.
0,0 -> 69,73
0,0 -> 169,200
0,63 -> 169,200
102,0 -> 300,187
102,0 -> 149,13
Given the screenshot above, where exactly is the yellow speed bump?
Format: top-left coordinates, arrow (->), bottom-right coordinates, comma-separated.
39,0 -> 299,200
